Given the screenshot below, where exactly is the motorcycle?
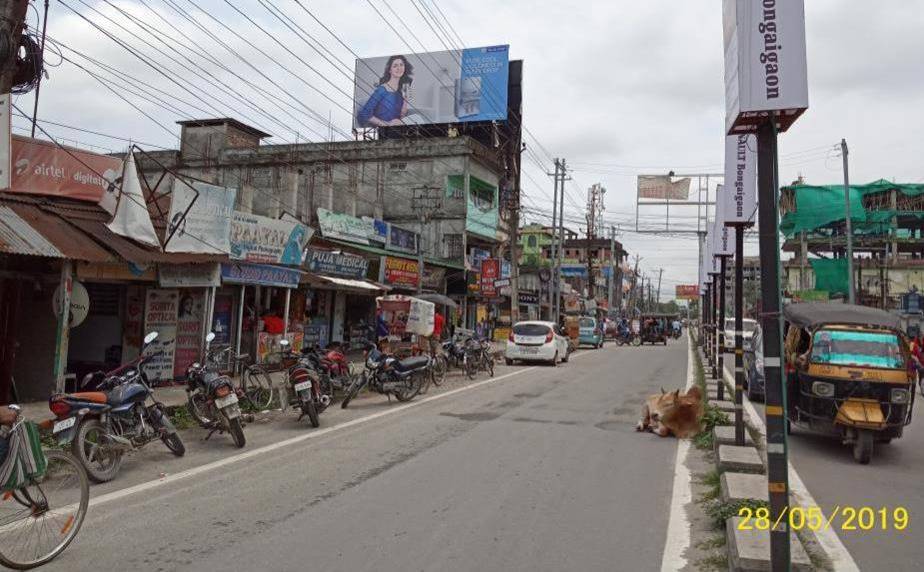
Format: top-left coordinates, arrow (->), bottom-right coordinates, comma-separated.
442,338 -> 467,369
300,341 -> 355,394
280,339 -> 332,427
340,341 -> 429,409
48,332 -> 185,483
185,332 -> 247,447
614,329 -> 642,347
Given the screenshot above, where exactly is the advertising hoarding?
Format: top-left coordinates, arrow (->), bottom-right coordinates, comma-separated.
230,211 -> 314,265
724,0 -> 809,133
723,134 -> 758,225
353,45 -> 509,129
220,263 -> 301,288
9,135 -> 122,203
637,176 -> 691,200
480,258 -> 499,297
159,263 -> 221,288
387,224 -> 418,254
317,208 -> 370,245
713,186 -> 736,257
174,290 -> 205,378
676,285 -> 699,300
166,181 -> 236,254
143,289 -> 178,382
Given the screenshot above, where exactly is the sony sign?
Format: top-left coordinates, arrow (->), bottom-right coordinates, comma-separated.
722,134 -> 757,226
724,0 -> 808,134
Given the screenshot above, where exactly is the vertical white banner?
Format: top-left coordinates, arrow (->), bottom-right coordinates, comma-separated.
714,185 -> 737,257
0,94 -> 9,191
723,134 -> 758,224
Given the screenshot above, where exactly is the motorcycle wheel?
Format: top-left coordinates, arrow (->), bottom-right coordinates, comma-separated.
394,372 -> 423,402
304,401 -> 320,428
161,432 -> 186,456
631,336 -> 642,347
73,418 -> 123,483
485,353 -> 495,377
616,338 -> 625,347
464,356 -> 478,380
228,417 -> 246,448
341,374 -> 367,409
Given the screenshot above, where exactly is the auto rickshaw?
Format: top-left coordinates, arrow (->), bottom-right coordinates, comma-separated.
783,303 -> 915,464
563,315 -> 581,353
639,314 -> 669,345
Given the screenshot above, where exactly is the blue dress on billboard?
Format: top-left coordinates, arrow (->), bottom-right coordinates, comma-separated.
356,85 -> 404,127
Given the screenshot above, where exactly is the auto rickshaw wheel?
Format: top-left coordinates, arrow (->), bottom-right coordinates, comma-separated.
853,430 -> 874,464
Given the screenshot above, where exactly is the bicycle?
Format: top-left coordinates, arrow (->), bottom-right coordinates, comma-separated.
232,353 -> 277,411
0,405 -> 89,569
464,338 -> 495,380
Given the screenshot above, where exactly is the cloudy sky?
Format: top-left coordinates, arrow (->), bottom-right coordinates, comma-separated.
12,1 -> 924,298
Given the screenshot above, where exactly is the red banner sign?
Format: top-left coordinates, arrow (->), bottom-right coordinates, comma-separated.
481,259 -> 499,297
10,136 -> 123,203
383,256 -> 419,288
675,284 -> 699,300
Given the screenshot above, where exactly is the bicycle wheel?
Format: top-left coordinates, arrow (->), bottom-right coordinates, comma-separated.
431,355 -> 447,387
0,450 -> 89,570
484,352 -> 495,377
243,365 -> 275,410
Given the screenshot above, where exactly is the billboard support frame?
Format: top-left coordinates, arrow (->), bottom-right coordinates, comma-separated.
635,173 -> 723,235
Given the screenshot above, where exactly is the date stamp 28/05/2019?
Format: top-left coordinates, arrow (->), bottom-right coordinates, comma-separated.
738,506 -> 909,532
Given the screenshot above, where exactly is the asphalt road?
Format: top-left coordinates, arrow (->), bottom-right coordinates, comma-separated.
722,352 -> 924,571
43,339 -> 689,572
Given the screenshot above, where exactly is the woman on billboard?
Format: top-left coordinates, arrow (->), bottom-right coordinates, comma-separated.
356,55 -> 413,127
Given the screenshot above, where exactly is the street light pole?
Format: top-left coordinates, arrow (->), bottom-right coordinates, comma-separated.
842,138 -> 855,304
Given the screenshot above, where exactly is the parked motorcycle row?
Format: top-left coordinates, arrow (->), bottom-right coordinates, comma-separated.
45,331 -> 494,484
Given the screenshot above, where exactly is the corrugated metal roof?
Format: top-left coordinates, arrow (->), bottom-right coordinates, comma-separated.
0,206 -> 65,258
7,204 -> 113,262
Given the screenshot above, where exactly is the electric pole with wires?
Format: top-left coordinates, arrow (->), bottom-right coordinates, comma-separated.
412,185 -> 443,294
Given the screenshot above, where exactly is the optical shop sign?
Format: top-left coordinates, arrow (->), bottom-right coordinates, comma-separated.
230,211 -> 314,266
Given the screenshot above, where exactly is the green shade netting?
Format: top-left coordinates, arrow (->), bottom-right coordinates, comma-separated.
780,180 -> 924,237
810,257 -> 848,295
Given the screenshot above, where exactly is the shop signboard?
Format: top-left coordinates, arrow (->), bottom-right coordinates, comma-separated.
220,263 -> 301,288
466,176 -> 498,239
386,224 -> 418,254
383,256 -> 419,289
363,216 -> 388,244
8,135 -> 122,203
317,208 -> 369,245
159,263 -> 221,288
421,266 -> 446,290
143,289 -> 178,382
174,290 -> 205,378
467,272 -> 480,294
480,258 -> 499,297
77,262 -> 157,282
53,280 -> 89,328
468,247 -> 490,270
353,45 -> 509,128
230,211 -> 314,265
518,291 -> 539,305
305,249 -> 369,279
560,265 -> 588,278
166,181 -> 236,254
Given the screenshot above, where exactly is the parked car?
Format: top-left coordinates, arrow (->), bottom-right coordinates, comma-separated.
742,324 -> 765,401
578,316 -> 604,348
724,317 -> 758,351
506,321 -> 570,366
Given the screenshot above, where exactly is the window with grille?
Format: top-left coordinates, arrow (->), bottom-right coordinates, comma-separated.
445,233 -> 463,259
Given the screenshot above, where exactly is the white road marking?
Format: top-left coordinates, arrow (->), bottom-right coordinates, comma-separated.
722,368 -> 860,571
88,351 -> 608,509
660,336 -> 695,572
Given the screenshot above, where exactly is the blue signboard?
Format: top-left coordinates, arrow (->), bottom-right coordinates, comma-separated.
305,249 -> 369,280
221,263 -> 301,288
560,265 -> 588,278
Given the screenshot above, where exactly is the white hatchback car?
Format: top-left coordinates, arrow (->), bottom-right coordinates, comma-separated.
505,321 -> 570,366
724,317 -> 758,351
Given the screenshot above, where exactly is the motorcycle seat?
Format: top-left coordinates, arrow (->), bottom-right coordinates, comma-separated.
394,356 -> 429,372
60,391 -> 108,404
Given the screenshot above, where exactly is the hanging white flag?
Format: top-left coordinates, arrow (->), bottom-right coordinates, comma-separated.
106,149 -> 161,249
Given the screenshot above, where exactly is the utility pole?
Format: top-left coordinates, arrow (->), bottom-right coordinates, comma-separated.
655,268 -> 663,312
585,183 -> 605,301
0,1 -> 30,94
548,159 -> 560,319
841,138 -> 855,304
608,226 -> 616,311
556,159 -> 569,323
411,186 -> 442,294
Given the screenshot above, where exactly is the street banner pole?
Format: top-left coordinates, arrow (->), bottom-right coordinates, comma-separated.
734,229 -> 745,445
718,256 -> 727,394
757,113 -> 790,569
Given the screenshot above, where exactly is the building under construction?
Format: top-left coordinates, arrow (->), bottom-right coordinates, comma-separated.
781,179 -> 924,309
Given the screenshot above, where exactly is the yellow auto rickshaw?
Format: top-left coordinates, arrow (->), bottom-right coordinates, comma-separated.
783,303 -> 915,464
